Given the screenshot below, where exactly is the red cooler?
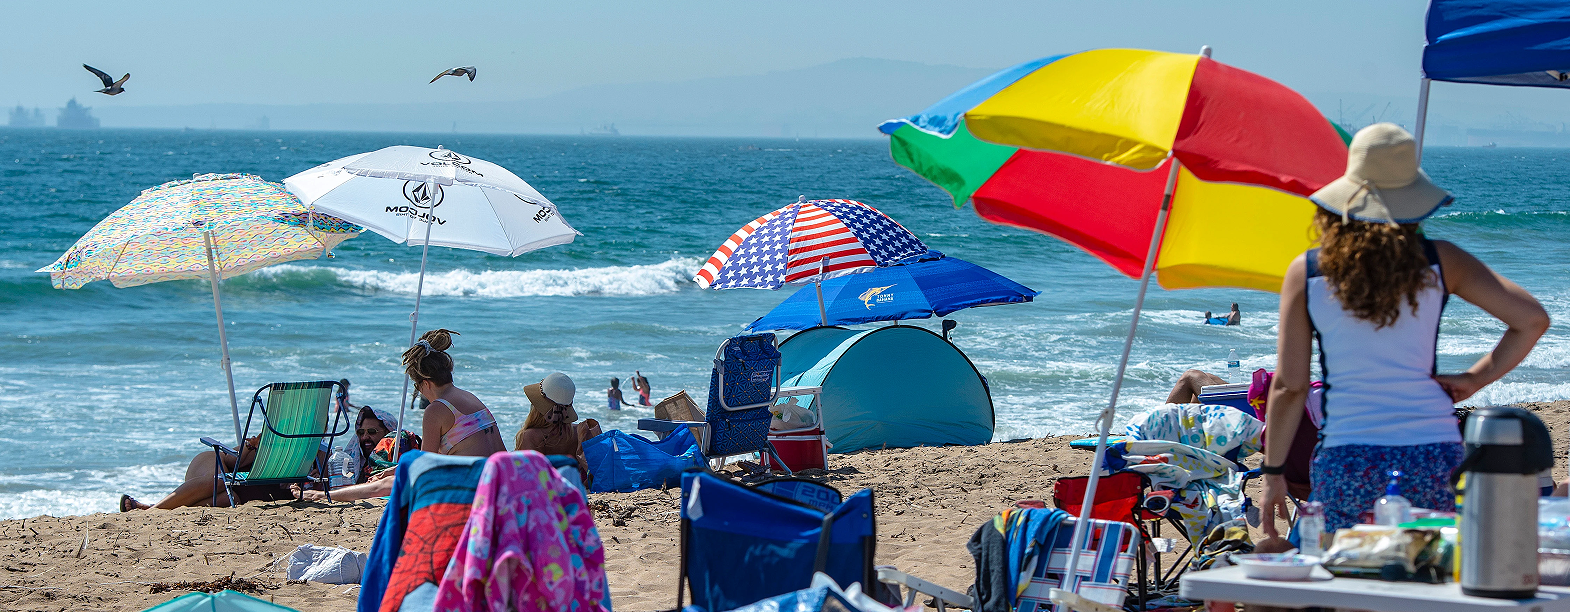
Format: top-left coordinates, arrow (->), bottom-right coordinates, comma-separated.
761,427 -> 828,472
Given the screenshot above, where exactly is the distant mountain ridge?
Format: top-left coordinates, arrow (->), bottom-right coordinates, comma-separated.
91,58 -> 997,138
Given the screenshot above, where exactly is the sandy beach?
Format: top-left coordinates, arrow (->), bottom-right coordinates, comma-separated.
4,400 -> 1568,612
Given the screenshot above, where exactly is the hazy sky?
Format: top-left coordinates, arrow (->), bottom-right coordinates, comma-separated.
4,0 -> 1563,128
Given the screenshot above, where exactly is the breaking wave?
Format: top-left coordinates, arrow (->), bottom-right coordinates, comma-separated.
247,258 -> 704,298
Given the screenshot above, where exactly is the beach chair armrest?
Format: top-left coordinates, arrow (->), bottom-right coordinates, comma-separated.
199,437 -> 238,456
876,567 -> 972,610
1048,588 -> 1121,612
776,385 -> 822,397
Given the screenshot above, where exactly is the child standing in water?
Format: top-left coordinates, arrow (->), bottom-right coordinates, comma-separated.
632,370 -> 652,406
607,377 -> 634,410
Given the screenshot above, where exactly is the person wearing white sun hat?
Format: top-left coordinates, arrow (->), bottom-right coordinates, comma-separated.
1259,123 -> 1550,534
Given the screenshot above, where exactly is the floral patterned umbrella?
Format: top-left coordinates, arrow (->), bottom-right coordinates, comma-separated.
38,173 -> 361,446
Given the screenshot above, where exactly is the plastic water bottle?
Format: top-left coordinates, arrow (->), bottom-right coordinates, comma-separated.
1226,349 -> 1241,383
328,448 -> 357,488
1375,470 -> 1413,526
1299,501 -> 1326,557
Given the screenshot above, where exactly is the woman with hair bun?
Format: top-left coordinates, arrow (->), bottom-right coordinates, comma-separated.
1260,124 -> 1550,535
402,329 -> 506,457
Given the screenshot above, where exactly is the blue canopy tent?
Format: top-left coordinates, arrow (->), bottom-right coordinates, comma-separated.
746,251 -> 1038,332
1417,0 -> 1570,154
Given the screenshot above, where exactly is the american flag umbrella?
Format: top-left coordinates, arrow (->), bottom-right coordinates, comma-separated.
694,197 -> 928,324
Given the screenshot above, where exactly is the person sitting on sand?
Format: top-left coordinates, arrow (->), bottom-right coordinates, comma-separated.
119,380 -> 389,511
607,377 -> 633,410
298,329 -> 505,502
119,433 -> 312,511
516,373 -> 597,482
632,370 -> 652,406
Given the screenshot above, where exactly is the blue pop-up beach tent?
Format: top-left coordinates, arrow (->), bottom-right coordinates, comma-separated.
1416,0 -> 1570,150
777,325 -> 993,453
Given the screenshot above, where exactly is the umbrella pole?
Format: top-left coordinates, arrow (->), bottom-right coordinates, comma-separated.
1060,157 -> 1182,592
202,231 -> 244,449
395,182 -> 438,461
815,256 -> 829,326
1413,77 -> 1432,164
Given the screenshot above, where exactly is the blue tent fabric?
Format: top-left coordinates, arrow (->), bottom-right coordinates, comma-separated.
1424,0 -> 1570,87
584,426 -> 703,492
778,326 -> 993,453
746,251 -> 1037,332
681,472 -> 875,612
142,590 -> 300,612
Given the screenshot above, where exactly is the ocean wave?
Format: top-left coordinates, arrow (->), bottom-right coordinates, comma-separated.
246,258 -> 703,298
1462,381 -> 1570,407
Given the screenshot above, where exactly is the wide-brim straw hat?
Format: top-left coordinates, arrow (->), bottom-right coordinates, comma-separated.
1309,123 -> 1452,224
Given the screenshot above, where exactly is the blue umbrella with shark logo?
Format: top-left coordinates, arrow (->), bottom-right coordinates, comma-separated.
745,250 -> 1037,331
284,145 -> 579,440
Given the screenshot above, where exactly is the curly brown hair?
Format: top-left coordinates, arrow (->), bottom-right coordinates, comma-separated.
1312,208 -> 1435,329
402,328 -> 459,386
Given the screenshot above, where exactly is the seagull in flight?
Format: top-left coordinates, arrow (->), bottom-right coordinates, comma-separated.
429,66 -> 477,83
83,64 -> 129,95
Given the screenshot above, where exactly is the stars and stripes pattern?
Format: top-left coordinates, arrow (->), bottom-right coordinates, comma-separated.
694,198 -> 928,290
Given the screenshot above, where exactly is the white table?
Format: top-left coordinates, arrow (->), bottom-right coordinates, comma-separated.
1180,566 -> 1570,612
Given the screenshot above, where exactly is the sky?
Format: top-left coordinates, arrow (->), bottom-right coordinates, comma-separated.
3,0 -> 1567,133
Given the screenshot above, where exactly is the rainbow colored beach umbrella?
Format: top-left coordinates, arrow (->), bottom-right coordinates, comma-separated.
39,174 -> 361,447
880,46 -> 1349,578
879,47 -> 1349,292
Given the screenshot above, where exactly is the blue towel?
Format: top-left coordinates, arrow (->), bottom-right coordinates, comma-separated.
357,451 -> 487,612
359,450 -> 422,612
1003,507 -> 1071,604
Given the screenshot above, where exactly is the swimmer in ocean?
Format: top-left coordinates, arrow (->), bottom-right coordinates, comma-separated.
632,370 -> 652,406
1204,303 -> 1241,326
607,377 -> 634,410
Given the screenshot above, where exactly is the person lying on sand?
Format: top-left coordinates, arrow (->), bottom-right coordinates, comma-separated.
1166,369 -> 1228,404
347,406 -> 420,484
297,329 -> 506,502
516,372 -> 596,483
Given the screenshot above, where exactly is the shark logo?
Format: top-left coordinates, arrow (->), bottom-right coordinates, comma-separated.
859,284 -> 896,309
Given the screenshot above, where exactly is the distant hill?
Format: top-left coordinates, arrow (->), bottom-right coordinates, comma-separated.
92,58 -> 996,138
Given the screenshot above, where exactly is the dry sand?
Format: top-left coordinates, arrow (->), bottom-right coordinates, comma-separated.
5,400 -> 1569,612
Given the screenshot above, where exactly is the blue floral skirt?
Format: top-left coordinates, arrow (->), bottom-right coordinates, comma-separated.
1310,441 -> 1464,532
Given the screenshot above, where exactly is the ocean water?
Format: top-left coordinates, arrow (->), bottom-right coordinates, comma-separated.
2,129 -> 1568,519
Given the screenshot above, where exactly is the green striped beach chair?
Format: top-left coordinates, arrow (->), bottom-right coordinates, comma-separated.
200,380 -> 351,506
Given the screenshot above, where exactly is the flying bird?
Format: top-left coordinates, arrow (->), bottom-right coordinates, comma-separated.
429,66 -> 477,83
83,64 -> 129,95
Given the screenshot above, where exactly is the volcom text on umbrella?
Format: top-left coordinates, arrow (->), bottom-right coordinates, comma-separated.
383,206 -> 446,225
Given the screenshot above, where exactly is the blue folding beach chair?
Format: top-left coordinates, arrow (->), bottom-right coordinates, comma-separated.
640,333 -> 821,474
751,476 -> 843,513
676,471 -> 875,612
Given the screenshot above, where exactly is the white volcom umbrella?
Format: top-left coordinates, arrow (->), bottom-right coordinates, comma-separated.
284,145 -> 579,435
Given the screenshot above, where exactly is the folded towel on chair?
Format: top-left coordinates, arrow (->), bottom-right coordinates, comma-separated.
358,451 -> 486,612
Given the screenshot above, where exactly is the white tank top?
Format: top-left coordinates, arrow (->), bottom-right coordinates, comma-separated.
1305,240 -> 1460,448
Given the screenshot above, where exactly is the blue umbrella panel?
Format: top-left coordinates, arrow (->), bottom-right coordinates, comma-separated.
746,251 -> 1037,331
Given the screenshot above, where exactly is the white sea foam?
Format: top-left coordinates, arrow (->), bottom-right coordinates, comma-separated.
1462,381 -> 1570,408
256,258 -> 703,298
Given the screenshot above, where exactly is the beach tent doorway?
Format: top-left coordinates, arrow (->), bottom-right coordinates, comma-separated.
777,325 -> 993,453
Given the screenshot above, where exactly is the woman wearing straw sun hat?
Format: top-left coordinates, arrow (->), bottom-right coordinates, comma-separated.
1259,123 -> 1550,535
